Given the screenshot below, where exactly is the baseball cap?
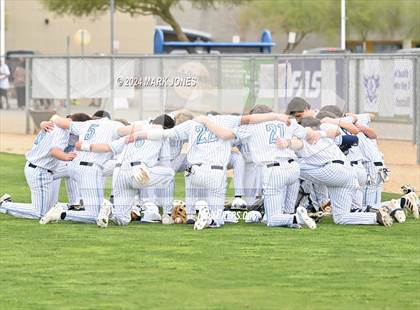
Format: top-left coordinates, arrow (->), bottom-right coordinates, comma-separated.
285,97 -> 311,115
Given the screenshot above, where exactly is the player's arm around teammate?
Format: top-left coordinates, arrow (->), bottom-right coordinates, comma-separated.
1,114 -> 92,220
280,117 -> 393,226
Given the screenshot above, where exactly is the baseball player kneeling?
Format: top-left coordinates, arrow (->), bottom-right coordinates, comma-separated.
279,116 -> 393,227
78,114 -> 175,228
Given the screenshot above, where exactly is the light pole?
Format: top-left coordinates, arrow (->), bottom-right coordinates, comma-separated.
110,0 -> 115,55
0,0 -> 5,62
341,0 -> 346,50
110,0 -> 115,117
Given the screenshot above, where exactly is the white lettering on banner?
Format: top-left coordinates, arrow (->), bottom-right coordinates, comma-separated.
393,59 -> 413,115
258,60 -> 340,109
291,70 -> 321,98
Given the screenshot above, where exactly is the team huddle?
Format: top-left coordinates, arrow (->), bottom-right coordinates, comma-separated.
1,97 -> 419,230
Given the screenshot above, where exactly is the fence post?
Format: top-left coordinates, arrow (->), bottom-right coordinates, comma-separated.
343,55 -> 349,112
24,57 -> 30,134
412,57 -> 417,145
273,56 -> 278,111
250,57 -> 256,107
110,55 -> 115,118
138,58 -> 143,120
66,55 -> 71,115
159,57 -> 164,113
415,56 -> 420,164
217,55 -> 222,111
355,58 -> 360,114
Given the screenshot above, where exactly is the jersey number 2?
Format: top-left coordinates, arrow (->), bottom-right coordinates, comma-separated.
195,126 -> 218,144
266,124 -> 284,144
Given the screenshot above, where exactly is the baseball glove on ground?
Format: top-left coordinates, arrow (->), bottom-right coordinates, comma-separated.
171,200 -> 187,224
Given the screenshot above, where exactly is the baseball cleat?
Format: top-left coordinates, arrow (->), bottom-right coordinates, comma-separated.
208,220 -> 221,228
186,214 -> 196,225
140,202 -> 162,223
401,184 -> 416,195
194,201 -> 211,230
162,213 -> 174,225
96,199 -> 113,228
0,194 -> 12,205
384,200 -> 406,223
243,210 -> 262,223
376,207 -> 393,227
39,204 -> 63,224
288,223 -> 303,229
230,197 -> 247,211
401,192 -> 419,220
296,206 -> 317,229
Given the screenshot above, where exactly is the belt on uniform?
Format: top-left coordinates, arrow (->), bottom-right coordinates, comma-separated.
374,162 -> 383,167
193,163 -> 223,170
115,161 -> 142,168
28,162 -> 53,174
331,160 -> 344,165
350,161 -> 359,166
80,161 -> 94,167
267,159 -> 294,168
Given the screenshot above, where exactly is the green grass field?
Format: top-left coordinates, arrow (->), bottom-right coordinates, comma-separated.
0,152 -> 419,309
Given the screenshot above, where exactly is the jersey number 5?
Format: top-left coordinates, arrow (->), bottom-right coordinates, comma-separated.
84,124 -> 100,141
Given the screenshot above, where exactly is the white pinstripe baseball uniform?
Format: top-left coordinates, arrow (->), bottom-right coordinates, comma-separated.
236,140 -> 262,206
352,115 -> 385,209
51,133 -> 81,205
330,119 -> 368,211
297,137 -> 377,225
234,120 -> 301,226
168,115 -> 241,225
109,126 -> 174,225
63,118 -> 124,224
165,135 -> 188,212
0,127 -> 70,219
227,150 -> 246,198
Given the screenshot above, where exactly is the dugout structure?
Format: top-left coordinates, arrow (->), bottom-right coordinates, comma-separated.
154,29 -> 274,54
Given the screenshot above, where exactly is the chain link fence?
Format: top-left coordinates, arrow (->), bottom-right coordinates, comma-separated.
1,53 -> 419,162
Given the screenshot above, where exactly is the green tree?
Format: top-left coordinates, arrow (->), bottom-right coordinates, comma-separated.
403,0 -> 420,39
238,0 -> 339,52
346,0 -> 403,51
239,0 -> 414,53
41,0 -> 246,42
